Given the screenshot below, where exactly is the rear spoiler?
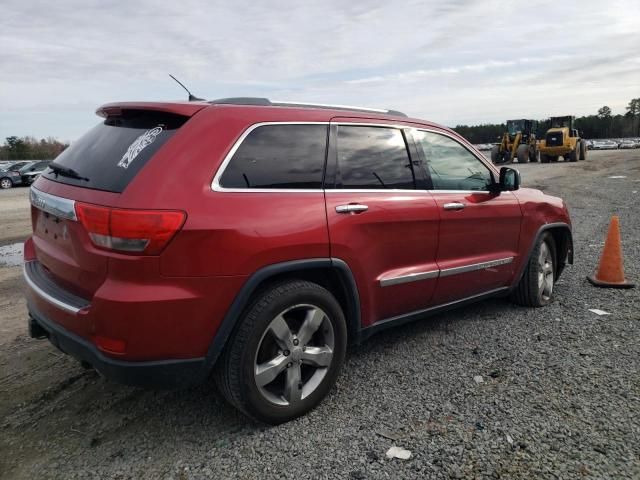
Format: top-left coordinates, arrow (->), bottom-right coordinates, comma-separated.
96,101 -> 208,118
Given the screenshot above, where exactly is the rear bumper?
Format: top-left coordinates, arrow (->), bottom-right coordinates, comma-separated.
28,303 -> 206,389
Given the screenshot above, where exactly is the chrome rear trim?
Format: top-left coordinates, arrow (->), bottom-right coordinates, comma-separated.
30,186 -> 77,221
23,262 -> 82,314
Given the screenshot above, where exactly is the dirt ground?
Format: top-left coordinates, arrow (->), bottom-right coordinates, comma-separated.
0,150 -> 639,479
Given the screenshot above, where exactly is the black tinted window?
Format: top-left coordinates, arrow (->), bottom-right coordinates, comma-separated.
414,130 -> 493,191
41,110 -> 186,193
219,124 -> 327,189
337,126 -> 414,189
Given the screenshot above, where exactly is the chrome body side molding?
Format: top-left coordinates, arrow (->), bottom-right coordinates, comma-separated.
379,270 -> 439,287
380,257 -> 514,287
439,257 -> 514,278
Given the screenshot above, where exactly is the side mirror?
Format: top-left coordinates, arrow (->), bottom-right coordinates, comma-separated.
498,167 -> 520,191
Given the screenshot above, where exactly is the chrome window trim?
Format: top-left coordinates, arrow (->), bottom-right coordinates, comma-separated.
334,122 -> 415,130
30,186 -> 77,221
425,190 -> 491,194
325,189 -> 428,194
23,263 -> 81,314
211,121 -> 330,193
380,269 -> 439,287
439,257 -> 514,278
211,121 -> 415,193
210,121 -> 498,194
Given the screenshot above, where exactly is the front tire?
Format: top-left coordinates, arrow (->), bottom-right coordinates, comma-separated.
579,140 -> 587,160
215,280 -> 347,424
511,233 -> 556,307
516,144 -> 530,163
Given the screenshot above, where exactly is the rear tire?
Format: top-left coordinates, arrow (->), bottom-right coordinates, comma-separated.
516,144 -> 530,163
0,177 -> 13,189
511,233 -> 557,307
569,145 -> 579,162
540,154 -> 550,163
529,147 -> 539,163
215,280 -> 347,424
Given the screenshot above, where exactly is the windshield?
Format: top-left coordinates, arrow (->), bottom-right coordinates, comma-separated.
507,120 -> 524,135
9,162 -> 30,171
19,163 -> 38,173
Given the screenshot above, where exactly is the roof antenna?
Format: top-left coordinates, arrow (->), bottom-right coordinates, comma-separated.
169,74 -> 204,102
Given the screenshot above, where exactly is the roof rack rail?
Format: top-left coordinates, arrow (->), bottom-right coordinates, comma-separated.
208,97 -> 407,117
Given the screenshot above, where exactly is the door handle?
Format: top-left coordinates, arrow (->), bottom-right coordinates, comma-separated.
443,202 -> 465,211
336,204 -> 369,214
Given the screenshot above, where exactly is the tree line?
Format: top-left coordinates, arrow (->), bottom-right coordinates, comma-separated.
453,97 -> 640,143
0,136 -> 69,161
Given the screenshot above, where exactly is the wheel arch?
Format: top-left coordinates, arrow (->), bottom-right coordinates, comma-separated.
512,223 -> 573,289
200,258 -> 361,378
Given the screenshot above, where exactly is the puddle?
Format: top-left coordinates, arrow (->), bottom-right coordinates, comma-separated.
0,242 -> 24,267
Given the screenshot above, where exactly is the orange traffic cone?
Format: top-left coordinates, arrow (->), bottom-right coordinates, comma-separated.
587,216 -> 634,288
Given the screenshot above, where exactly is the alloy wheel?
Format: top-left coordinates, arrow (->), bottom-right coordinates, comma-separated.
537,242 -> 554,301
254,304 -> 334,407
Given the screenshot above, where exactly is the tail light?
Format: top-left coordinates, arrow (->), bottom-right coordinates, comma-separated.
75,202 -> 185,255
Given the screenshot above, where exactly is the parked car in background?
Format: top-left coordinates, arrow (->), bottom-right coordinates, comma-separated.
25,98 -> 573,423
0,161 -> 32,171
618,139 -> 639,149
0,167 -> 23,189
591,140 -> 618,150
474,143 -> 494,151
12,161 -> 32,169
19,160 -> 51,185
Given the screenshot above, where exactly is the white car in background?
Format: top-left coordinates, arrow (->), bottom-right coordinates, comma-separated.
591,140 -> 618,150
618,139 -> 639,149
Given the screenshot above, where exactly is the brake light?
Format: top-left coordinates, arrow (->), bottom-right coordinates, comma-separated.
75,202 -> 185,255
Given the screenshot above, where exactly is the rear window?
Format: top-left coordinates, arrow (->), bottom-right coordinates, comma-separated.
41,110 -> 187,193
218,124 -> 327,189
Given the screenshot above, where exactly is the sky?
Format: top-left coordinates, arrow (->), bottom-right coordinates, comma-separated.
1,0 -> 639,141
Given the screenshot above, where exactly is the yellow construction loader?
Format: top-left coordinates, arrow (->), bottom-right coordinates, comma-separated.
490,119 -> 539,164
538,116 -> 587,163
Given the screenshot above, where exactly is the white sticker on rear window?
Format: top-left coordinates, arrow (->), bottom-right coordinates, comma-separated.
117,126 -> 163,169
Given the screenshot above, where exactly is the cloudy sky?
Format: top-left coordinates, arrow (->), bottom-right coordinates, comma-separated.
1,0 -> 639,141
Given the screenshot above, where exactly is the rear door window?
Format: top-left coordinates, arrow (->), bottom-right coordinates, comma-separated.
41,110 -> 187,193
335,126 -> 415,189
218,124 -> 328,189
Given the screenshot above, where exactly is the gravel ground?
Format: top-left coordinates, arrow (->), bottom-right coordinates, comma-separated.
1,150 -> 639,479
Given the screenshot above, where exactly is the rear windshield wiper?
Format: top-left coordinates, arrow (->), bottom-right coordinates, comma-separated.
49,161 -> 90,182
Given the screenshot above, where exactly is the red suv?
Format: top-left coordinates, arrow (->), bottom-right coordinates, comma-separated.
24,98 -> 573,423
